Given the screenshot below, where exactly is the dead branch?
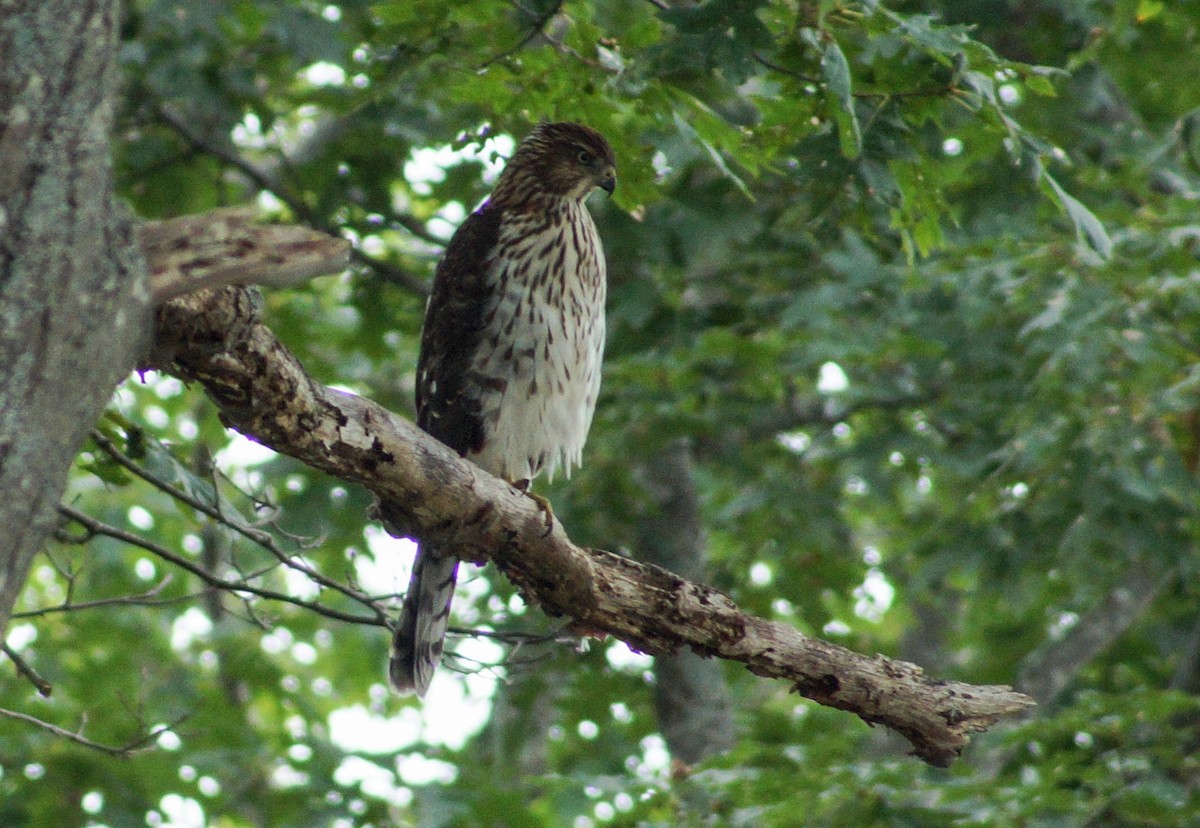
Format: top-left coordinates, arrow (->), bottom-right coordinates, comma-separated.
2,643 -> 53,697
138,207 -> 351,304
142,275 -> 1035,767
151,108 -> 434,292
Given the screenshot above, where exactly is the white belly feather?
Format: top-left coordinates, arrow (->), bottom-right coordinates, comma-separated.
469,202 -> 606,482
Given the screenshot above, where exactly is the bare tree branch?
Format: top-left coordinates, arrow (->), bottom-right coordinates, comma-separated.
0,707 -> 186,758
479,0 -> 566,69
87,425 -> 371,611
11,575 -> 178,619
2,643 -> 53,697
143,279 -> 1035,767
56,505 -> 386,627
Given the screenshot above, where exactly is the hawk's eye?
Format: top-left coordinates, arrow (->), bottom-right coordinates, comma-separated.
576,149 -> 593,165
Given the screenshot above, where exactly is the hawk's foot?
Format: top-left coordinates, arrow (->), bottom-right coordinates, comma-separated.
510,479 -> 554,535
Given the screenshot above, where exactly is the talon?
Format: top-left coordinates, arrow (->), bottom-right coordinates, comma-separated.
511,479 -> 554,534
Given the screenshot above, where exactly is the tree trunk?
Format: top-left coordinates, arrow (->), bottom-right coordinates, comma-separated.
636,440 -> 736,765
1017,558 -> 1174,708
0,0 -> 149,636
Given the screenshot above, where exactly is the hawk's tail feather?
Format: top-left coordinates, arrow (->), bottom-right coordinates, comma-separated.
389,545 -> 459,697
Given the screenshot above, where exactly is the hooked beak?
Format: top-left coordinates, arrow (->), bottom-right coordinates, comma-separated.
598,167 -> 617,195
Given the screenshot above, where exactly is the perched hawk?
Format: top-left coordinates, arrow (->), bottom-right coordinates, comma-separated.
390,122 -> 616,696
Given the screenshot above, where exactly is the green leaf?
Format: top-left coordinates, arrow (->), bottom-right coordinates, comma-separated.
1023,72 -> 1057,98
821,41 -> 862,160
1136,0 -> 1165,22
1042,172 -> 1113,259
656,0 -> 772,84
667,90 -> 753,197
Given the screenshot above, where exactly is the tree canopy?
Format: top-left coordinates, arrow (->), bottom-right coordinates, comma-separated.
4,0 -> 1200,826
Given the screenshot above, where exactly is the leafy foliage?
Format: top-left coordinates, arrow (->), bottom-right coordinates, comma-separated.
6,1 -> 1200,826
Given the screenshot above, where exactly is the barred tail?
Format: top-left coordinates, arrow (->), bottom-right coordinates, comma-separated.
389,545 -> 459,697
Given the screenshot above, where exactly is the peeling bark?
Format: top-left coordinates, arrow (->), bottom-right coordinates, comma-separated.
146,283 -> 1034,767
139,207 -> 351,304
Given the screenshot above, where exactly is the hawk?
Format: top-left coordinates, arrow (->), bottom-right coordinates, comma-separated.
389,122 -> 616,696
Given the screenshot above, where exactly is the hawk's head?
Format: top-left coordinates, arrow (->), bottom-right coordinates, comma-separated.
493,122 -> 617,205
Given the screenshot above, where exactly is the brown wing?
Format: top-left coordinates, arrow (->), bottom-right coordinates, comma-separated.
396,203 -> 503,697
415,202 -> 504,455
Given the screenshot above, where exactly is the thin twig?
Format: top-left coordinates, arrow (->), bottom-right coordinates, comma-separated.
38,545 -> 81,608
478,0 -> 565,69
50,528 -> 274,630
1,644 -> 53,697
88,429 -> 374,611
349,249 -> 431,293
11,575 -> 178,619
752,51 -> 956,100
0,708 -> 186,757
57,504 -> 386,626
89,429 -> 273,545
445,625 -> 575,646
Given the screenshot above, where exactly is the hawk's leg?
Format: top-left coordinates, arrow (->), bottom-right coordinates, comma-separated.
510,479 -> 554,535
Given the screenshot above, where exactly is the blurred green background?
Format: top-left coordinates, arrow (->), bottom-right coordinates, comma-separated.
5,1 -> 1200,825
